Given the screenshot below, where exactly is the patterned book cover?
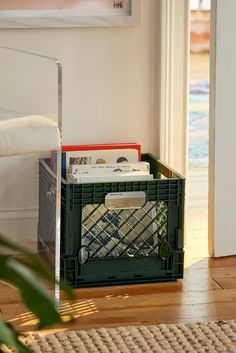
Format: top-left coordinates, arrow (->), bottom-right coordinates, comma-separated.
51,143 -> 141,179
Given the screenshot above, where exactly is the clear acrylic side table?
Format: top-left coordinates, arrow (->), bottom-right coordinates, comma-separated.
0,47 -> 62,305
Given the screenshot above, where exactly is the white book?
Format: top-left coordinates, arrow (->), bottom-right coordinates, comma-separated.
69,172 -> 153,184
69,162 -> 150,176
66,148 -> 139,175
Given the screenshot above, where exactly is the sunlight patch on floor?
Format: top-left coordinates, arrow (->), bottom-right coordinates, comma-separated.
60,299 -> 99,319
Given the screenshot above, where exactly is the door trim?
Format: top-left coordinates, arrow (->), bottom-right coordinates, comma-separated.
159,0 -> 189,176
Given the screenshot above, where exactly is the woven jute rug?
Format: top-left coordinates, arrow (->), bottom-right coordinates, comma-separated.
4,320 -> 236,353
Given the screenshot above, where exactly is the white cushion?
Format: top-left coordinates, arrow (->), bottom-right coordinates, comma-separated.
0,115 -> 60,156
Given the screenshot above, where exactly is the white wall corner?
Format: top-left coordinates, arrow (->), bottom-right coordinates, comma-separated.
159,0 -> 189,177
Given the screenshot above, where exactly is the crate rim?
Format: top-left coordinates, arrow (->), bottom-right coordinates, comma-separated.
39,153 -> 185,185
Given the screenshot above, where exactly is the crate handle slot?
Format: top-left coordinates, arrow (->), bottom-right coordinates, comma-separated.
105,191 -> 146,210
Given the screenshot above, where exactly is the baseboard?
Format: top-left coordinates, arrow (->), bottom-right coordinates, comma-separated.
0,207 -> 38,254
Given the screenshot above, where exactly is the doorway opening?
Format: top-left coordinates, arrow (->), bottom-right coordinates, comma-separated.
187,0 -> 210,260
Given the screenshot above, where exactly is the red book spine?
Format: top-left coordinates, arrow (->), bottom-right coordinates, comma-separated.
60,143 -> 141,160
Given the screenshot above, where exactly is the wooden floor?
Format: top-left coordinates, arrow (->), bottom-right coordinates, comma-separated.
2,54 -> 235,334
1,252 -> 236,334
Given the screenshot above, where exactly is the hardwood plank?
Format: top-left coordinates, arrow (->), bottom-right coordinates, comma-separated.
56,289 -> 236,331
60,289 -> 236,318
0,281 -> 21,304
58,301 -> 236,331
56,314 -> 235,332
1,303 -> 30,321
214,277 -> 236,289
208,256 -> 236,267
2,265 -> 234,332
184,266 -> 236,279
4,285 -> 236,332
1,303 -> 38,332
60,278 -> 220,302
185,256 -> 236,269
61,282 -> 182,300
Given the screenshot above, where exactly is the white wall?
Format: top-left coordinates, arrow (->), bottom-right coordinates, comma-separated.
209,0 -> 236,256
0,0 -> 161,251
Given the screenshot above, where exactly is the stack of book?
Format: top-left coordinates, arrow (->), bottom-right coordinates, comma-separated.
51,142 -> 153,183
51,143 -> 157,258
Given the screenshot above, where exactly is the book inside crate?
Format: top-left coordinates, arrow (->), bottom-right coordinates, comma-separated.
51,142 -> 149,181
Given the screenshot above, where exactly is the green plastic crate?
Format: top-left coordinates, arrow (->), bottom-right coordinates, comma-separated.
38,153 -> 185,287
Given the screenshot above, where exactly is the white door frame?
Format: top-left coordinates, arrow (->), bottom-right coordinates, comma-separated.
160,0 -> 235,258
208,0 -> 215,256
159,0 -> 189,177
208,0 -> 236,257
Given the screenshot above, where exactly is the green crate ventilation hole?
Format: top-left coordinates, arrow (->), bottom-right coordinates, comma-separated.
80,200 -> 168,260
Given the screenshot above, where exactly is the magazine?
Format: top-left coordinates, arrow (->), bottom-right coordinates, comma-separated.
51,143 -> 141,179
69,162 -> 150,175
66,149 -> 139,170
